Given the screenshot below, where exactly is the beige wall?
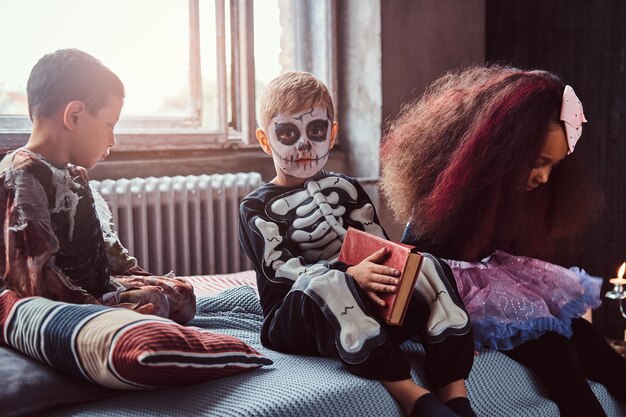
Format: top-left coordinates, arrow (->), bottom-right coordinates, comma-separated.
377,0 -> 486,240
381,0 -> 485,123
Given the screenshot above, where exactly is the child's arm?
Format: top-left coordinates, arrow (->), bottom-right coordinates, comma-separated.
346,248 -> 400,307
337,178 -> 400,306
90,186 -> 149,276
239,197 -> 309,285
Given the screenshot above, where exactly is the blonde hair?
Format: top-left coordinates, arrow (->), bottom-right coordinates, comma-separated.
258,71 -> 334,131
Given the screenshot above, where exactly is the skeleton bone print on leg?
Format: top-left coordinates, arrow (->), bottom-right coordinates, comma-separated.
290,265 -> 384,363
413,254 -> 471,342
269,107 -> 333,179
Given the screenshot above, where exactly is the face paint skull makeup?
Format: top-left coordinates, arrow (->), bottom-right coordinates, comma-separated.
268,107 -> 332,179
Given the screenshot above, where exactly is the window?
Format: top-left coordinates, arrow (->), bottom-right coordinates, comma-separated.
0,0 -> 336,153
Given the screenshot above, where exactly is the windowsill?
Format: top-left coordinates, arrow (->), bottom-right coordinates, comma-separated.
0,130 -> 259,154
87,145 -> 350,181
88,147 -> 271,180
1,129 -> 351,182
0,132 -> 29,154
0,116 -> 351,190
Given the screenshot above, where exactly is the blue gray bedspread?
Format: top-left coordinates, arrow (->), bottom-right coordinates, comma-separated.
43,286 -> 626,417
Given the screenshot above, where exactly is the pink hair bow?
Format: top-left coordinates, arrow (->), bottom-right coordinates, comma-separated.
560,85 -> 587,154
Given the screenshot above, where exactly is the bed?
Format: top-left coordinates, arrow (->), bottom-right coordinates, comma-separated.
3,271 -> 625,417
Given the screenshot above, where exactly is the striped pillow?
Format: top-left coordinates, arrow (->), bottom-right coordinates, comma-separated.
0,289 -> 271,389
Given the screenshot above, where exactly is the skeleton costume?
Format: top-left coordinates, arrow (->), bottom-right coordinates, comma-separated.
239,171 -> 474,384
0,149 -> 195,324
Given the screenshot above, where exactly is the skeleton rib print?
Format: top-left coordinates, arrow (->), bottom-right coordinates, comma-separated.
264,174 -> 384,266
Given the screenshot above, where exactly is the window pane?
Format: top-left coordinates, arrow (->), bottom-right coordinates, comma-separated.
200,0 -> 222,130
0,0 -> 191,119
254,0 -> 284,111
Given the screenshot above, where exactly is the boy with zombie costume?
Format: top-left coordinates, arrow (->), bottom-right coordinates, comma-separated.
0,49 -> 195,324
238,71 -> 477,417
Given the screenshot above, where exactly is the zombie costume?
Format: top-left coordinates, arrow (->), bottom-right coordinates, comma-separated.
239,171 -> 474,384
0,149 -> 195,323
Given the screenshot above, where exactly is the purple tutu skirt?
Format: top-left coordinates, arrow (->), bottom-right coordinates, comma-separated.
447,251 -> 602,351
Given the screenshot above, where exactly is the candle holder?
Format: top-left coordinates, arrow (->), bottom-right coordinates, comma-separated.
605,263 -> 626,319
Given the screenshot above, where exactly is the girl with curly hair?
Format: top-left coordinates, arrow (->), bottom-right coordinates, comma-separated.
381,66 -> 626,417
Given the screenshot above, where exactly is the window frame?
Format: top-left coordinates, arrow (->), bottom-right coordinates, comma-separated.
0,0 -> 337,154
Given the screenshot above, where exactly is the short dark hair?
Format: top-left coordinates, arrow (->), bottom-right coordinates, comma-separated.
27,49 -> 124,120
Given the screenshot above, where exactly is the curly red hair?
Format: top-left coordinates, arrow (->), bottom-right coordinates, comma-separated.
380,66 -> 599,262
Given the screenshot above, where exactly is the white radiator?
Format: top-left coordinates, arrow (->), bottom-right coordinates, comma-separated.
90,173 -> 263,276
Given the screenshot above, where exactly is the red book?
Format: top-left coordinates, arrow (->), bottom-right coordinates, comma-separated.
338,227 -> 423,325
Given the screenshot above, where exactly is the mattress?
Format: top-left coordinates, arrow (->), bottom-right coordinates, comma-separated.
36,272 -> 626,417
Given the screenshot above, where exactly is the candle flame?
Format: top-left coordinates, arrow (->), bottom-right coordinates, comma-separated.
619,262 -> 626,279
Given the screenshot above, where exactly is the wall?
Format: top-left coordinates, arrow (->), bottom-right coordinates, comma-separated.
337,0 -> 382,181
381,0 -> 485,123
377,0 -> 486,239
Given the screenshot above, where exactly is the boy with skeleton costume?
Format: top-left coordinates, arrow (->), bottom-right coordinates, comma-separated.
239,72 -> 476,417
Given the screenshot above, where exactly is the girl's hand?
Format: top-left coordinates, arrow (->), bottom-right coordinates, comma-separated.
346,247 -> 401,307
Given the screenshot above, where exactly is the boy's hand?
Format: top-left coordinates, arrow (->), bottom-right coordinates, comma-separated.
346,247 -> 401,307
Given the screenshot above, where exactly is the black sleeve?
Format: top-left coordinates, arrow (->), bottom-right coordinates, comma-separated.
330,175 -> 389,270
344,176 -> 389,239
239,196 -> 302,284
